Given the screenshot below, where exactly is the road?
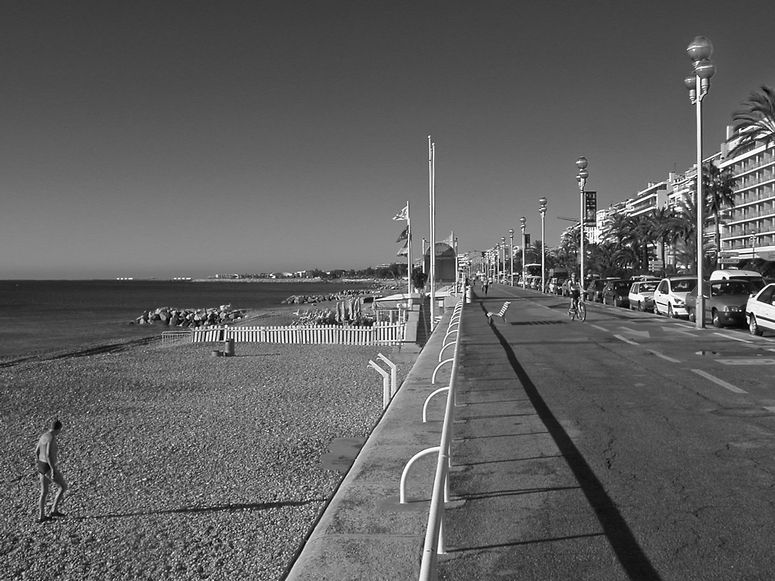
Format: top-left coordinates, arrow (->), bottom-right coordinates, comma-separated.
439,285 -> 775,581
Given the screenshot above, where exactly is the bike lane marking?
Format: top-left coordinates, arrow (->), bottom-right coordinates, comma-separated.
590,325 -> 609,332
614,334 -> 639,346
713,332 -> 752,343
647,350 -> 681,363
691,369 -> 747,394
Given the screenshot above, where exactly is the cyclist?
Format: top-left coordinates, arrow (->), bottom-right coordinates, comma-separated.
568,273 -> 582,314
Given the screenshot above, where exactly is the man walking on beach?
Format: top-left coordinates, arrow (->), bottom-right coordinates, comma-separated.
35,419 -> 68,523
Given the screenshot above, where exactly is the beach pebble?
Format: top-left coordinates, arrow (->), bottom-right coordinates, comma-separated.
0,340 -> 410,580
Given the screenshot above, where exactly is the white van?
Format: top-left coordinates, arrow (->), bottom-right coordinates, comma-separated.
709,269 -> 765,291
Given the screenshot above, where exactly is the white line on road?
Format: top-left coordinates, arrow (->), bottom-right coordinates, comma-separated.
647,350 -> 681,363
590,325 -> 608,332
614,334 -> 639,346
713,332 -> 751,343
691,369 -> 747,394
619,327 -> 650,338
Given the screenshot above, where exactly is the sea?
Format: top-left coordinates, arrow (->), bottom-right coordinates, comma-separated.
0,279 -> 375,359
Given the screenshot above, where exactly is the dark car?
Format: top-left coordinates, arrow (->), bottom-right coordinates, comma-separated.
686,279 -> 756,328
601,279 -> 632,308
585,279 -> 606,302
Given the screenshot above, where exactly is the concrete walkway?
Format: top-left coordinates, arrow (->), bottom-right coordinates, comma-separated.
286,287 -> 582,580
286,297 -> 462,580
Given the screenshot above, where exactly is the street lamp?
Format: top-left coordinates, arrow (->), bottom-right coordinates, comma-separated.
576,157 -> 589,284
685,36 -> 716,329
520,216 -> 527,287
509,229 -> 514,286
501,236 -> 508,284
749,230 -> 757,263
539,197 -> 547,293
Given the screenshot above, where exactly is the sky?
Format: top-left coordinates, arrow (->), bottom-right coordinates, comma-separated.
2,1 -> 774,279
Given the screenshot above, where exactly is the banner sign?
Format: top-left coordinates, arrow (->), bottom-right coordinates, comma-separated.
585,191 -> 597,225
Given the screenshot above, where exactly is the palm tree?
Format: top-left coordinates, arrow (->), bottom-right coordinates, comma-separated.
702,162 -> 737,269
730,85 -> 775,156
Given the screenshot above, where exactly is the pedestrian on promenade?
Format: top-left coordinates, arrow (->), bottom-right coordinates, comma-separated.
35,419 -> 68,523
482,278 -> 489,295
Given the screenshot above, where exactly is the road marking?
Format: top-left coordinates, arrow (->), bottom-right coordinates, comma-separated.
662,327 -> 696,337
614,334 -> 639,346
764,407 -> 775,414
590,325 -> 608,332
717,359 -> 775,365
691,369 -> 747,393
647,350 -> 681,363
713,332 -> 751,343
619,327 -> 650,339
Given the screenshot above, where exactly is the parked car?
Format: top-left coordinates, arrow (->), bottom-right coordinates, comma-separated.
549,277 -> 566,295
629,280 -> 658,312
602,279 -> 632,308
585,279 -> 606,302
653,276 -> 698,318
710,269 -> 766,292
746,282 -> 775,336
686,279 -> 755,327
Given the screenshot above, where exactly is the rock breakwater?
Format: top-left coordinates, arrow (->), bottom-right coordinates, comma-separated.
132,304 -> 246,327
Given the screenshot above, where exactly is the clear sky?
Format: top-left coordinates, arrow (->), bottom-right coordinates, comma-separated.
2,1 -> 774,279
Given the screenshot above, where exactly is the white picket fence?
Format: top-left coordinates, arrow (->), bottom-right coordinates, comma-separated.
182,322 -> 405,345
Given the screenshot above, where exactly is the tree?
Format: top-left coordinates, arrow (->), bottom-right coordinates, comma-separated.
411,267 -> 427,291
730,85 -> 775,156
702,162 -> 737,269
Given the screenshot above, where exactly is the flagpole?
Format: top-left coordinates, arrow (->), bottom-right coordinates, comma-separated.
406,200 -> 411,297
429,136 -> 436,331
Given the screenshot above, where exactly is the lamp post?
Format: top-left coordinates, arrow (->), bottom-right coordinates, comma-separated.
501,236 -> 509,284
539,197 -> 547,293
520,216 -> 527,287
749,230 -> 757,263
685,36 -> 716,329
576,157 -> 589,284
509,229 -> 514,286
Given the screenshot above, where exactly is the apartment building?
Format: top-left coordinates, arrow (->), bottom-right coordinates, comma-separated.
718,133 -> 775,264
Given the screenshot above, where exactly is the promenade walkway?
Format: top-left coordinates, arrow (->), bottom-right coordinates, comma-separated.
286,285 -> 631,580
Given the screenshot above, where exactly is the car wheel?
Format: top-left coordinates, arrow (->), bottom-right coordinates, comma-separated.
668,304 -> 675,318
712,309 -> 723,328
749,314 -> 764,336
637,301 -> 643,312
688,308 -> 695,323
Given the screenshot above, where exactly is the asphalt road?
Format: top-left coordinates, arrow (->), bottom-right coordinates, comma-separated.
439,285 -> 775,581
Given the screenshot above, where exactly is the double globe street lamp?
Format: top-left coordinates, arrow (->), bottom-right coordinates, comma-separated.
539,197 -> 548,293
576,157 -> 589,284
684,36 -> 716,329
520,216 -> 527,287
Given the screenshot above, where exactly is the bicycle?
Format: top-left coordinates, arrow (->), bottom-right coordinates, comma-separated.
568,297 -> 587,322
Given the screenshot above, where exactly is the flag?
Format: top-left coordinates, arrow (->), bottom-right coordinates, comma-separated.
397,241 -> 409,256
392,205 -> 409,221
396,225 -> 409,243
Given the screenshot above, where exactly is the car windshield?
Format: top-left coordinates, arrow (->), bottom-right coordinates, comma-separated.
672,280 -> 697,292
614,282 -> 630,290
710,281 -> 753,296
640,282 -> 657,292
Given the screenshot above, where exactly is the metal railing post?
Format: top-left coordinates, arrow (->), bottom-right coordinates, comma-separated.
377,353 -> 397,396
368,360 -> 390,409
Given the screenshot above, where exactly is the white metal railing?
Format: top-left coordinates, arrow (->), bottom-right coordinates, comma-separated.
395,299 -> 464,581
189,322 -> 405,345
161,330 -> 193,346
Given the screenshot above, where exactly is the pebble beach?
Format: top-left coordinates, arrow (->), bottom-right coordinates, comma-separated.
0,320 -> 411,580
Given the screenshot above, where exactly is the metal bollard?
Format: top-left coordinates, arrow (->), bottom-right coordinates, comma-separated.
224,338 -> 235,357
